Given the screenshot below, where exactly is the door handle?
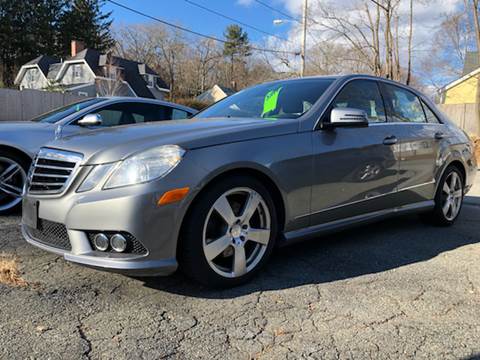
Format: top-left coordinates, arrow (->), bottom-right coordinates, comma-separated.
434,132 -> 445,140
383,135 -> 398,146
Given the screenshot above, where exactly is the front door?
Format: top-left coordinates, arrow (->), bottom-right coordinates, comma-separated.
310,79 -> 401,226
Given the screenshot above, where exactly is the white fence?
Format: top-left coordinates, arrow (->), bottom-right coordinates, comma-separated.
0,88 -> 86,122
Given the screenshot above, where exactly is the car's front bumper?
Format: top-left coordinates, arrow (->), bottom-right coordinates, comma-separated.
22,225 -> 178,276
21,158 -> 208,276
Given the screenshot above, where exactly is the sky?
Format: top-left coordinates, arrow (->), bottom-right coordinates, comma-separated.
104,0 -> 467,88
104,0 -> 297,44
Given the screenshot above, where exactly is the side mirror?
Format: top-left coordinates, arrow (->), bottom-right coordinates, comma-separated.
78,113 -> 103,127
328,108 -> 369,128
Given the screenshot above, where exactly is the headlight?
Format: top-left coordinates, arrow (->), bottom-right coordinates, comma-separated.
103,145 -> 185,189
77,164 -> 114,193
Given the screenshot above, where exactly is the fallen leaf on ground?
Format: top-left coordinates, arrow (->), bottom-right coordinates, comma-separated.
0,254 -> 27,287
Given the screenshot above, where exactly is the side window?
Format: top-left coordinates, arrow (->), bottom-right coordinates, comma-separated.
96,103 -> 135,127
330,80 -> 386,123
129,103 -> 168,123
381,84 -> 426,123
172,108 -> 189,120
421,100 -> 441,124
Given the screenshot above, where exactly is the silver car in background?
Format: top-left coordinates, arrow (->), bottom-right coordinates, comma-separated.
21,75 -> 477,288
0,97 -> 196,214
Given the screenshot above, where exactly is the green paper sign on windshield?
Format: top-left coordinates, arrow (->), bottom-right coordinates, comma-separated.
262,87 -> 282,117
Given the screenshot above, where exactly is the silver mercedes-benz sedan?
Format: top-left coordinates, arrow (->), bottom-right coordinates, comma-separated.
21,75 -> 477,287
0,97 -> 196,214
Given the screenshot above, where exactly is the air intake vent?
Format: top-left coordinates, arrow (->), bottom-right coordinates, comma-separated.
28,148 -> 83,195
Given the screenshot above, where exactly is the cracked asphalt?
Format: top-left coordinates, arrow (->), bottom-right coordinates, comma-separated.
1,190 -> 480,359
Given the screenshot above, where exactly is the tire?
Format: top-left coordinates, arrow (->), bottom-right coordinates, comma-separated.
422,165 -> 465,226
179,175 -> 278,288
0,150 -> 30,215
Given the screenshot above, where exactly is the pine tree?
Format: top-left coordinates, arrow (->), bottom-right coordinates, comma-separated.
223,24 -> 251,89
0,0 -> 64,86
58,0 -> 115,55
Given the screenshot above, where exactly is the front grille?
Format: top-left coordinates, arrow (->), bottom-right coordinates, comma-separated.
26,219 -> 71,250
86,232 -> 148,255
28,148 -> 83,195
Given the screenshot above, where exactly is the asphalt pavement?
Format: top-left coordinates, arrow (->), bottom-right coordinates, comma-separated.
1,175 -> 479,359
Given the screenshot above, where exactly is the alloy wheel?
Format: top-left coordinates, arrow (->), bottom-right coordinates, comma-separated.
441,171 -> 463,221
0,157 -> 27,212
202,187 -> 271,278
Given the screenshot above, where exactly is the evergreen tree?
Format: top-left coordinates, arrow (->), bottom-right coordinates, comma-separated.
223,24 -> 251,88
0,0 -> 114,87
57,0 -> 115,55
0,0 -> 64,86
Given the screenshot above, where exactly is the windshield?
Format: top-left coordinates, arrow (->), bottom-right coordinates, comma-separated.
31,98 -> 107,123
196,78 -> 334,120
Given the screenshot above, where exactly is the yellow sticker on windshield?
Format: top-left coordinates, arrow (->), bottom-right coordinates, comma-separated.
262,87 -> 282,117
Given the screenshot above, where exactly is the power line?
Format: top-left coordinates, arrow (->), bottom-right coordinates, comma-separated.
107,0 -> 298,55
253,0 -> 302,24
183,0 -> 291,43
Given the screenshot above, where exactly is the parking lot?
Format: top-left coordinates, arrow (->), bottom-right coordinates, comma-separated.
0,180 -> 479,359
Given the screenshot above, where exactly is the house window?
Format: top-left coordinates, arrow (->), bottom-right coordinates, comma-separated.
73,64 -> 83,79
146,75 -> 154,88
26,69 -> 37,88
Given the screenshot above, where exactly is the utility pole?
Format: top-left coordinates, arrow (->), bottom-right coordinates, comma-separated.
301,0 -> 308,77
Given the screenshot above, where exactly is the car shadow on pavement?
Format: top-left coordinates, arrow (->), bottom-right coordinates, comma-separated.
140,201 -> 480,299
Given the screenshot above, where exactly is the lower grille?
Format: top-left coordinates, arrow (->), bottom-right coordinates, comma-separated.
26,219 -> 71,250
86,232 -> 148,255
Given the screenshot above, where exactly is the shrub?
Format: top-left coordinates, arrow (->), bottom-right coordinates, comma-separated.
174,98 -> 210,111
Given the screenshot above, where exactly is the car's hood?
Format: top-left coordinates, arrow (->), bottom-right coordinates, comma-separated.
0,121 -> 56,157
0,121 -> 53,131
46,117 -> 297,164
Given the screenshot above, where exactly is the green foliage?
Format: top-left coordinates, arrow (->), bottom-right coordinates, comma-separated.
223,24 -> 251,59
0,0 -> 114,87
58,0 -> 115,55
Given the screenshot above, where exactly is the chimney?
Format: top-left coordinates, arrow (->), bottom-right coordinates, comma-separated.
71,40 -> 85,57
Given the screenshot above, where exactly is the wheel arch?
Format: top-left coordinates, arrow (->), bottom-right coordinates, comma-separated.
0,144 -> 33,167
446,160 -> 466,184
177,165 -> 287,254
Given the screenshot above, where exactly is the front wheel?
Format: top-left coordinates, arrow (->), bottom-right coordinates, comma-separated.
180,176 -> 278,288
0,152 -> 29,215
423,165 -> 464,226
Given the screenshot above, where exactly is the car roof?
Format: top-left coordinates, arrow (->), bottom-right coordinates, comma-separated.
96,97 -> 197,114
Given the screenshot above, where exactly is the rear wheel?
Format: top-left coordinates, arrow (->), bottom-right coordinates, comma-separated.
180,175 -> 278,288
0,151 -> 29,215
423,165 -> 464,226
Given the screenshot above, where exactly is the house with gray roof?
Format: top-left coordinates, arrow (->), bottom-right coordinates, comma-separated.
14,41 -> 170,100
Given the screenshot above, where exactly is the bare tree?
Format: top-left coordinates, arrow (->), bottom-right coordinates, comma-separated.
473,0 -> 480,63
406,0 -> 414,85
96,53 -> 125,97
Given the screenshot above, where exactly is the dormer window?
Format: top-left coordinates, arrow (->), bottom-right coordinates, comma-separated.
145,75 -> 154,88
73,64 -> 83,79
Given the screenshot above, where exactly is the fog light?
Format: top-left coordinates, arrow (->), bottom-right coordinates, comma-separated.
110,234 -> 127,253
93,233 -> 109,251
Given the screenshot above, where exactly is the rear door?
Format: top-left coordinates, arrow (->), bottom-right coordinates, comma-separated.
310,79 -> 401,225
378,82 -> 440,204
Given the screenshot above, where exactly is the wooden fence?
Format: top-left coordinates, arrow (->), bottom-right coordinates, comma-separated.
438,103 -> 480,136
0,88 -> 86,122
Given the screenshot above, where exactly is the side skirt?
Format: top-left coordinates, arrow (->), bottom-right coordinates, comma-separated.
280,200 -> 434,246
